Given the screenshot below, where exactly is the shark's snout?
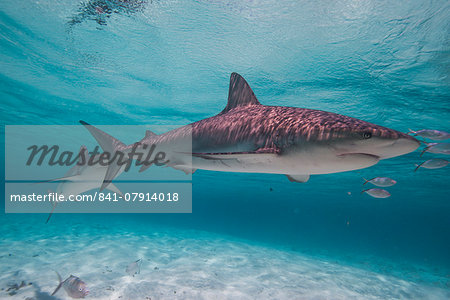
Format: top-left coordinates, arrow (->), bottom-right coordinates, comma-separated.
370,131 -> 420,159
332,129 -> 420,160
383,133 -> 420,159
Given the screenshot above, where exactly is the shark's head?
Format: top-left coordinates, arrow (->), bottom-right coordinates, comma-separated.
219,73 -> 420,165
320,114 -> 420,160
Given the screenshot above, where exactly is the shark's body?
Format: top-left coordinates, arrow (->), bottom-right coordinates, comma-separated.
82,73 -> 419,184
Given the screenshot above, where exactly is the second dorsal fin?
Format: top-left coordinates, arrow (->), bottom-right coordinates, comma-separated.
145,130 -> 157,139
220,73 -> 260,114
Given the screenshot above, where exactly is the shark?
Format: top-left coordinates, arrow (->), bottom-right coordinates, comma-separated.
80,72 -> 420,186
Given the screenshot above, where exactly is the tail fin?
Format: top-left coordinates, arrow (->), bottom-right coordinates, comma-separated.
362,178 -> 370,185
51,271 -> 63,296
77,145 -> 89,166
414,163 -> 423,172
45,207 -> 55,224
420,147 -> 429,157
80,121 -> 126,153
407,128 -> 416,135
45,190 -> 57,224
80,121 -> 135,191
420,142 -> 437,157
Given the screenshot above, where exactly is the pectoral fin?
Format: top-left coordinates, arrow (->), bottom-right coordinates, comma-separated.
171,165 -> 197,175
51,271 -> 63,296
286,174 -> 310,183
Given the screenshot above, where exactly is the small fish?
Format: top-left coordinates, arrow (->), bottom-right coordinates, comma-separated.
415,158 -> 449,171
408,129 -> 450,140
51,272 -> 89,298
95,6 -> 105,14
126,259 -> 142,276
362,188 -> 391,198
68,0 -> 148,27
420,143 -> 450,156
363,177 -> 396,187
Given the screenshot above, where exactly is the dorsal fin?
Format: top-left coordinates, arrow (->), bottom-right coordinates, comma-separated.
220,73 -> 260,114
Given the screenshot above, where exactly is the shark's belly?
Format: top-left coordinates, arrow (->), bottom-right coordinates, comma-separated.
190,149 -> 379,175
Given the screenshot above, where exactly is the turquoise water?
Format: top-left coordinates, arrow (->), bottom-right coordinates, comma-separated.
1,0 -> 449,298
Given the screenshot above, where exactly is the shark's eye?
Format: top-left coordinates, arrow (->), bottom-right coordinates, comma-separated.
363,132 -> 372,139
79,288 -> 83,291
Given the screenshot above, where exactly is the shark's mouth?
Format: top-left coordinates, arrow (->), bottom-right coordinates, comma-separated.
337,153 -> 380,160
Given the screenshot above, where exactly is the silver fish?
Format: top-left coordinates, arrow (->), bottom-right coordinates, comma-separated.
415,158 -> 449,171
421,143 -> 450,156
363,177 -> 396,187
51,272 -> 89,298
408,129 -> 450,140
126,259 -> 141,276
362,188 -> 391,198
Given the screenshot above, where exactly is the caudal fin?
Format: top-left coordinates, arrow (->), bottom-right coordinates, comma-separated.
45,190 -> 58,224
79,121 -> 136,191
420,147 -> 429,157
414,163 -> 423,172
362,178 -> 370,185
51,271 -> 63,296
79,121 -> 126,153
45,206 -> 56,224
407,128 -> 416,135
45,202 -> 57,224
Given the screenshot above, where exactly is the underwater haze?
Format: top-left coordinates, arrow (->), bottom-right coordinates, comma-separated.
1,0 -> 450,299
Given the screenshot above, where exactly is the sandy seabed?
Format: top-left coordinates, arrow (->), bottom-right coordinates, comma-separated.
0,215 -> 448,300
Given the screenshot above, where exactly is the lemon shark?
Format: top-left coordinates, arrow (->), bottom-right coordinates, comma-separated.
81,73 -> 420,186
